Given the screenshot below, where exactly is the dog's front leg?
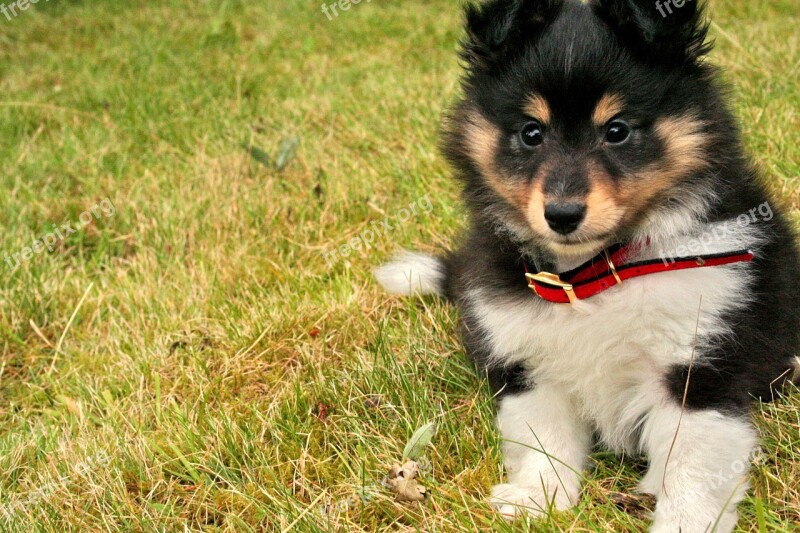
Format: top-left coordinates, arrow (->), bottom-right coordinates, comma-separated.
489,383 -> 590,519
640,404 -> 758,533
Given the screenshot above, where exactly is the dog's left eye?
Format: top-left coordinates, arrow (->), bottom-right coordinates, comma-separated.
520,121 -> 544,148
605,120 -> 631,144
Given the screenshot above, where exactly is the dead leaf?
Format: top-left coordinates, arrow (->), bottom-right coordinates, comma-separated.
387,476 -> 427,502
387,460 -> 427,502
610,492 -> 655,519
389,460 -> 420,480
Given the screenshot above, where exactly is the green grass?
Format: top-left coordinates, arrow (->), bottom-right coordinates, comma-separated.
0,0 -> 798,530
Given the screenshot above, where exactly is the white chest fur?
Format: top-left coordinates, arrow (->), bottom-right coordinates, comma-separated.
469,221 -> 758,451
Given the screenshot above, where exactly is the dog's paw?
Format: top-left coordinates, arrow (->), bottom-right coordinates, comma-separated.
488,482 -> 574,520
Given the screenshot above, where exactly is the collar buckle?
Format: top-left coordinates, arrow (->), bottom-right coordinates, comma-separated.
525,272 -> 577,304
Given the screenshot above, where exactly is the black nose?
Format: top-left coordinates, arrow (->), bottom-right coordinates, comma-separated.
544,203 -> 586,235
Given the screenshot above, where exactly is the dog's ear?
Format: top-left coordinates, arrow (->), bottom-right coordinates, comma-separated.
592,0 -> 711,64
461,0 -> 564,70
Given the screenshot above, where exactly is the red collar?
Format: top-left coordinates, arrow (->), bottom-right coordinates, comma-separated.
525,243 -> 754,304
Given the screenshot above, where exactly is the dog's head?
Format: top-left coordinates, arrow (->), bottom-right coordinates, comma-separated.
446,0 -> 729,258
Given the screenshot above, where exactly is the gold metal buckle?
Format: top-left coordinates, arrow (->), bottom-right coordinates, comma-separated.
525,272 -> 577,304
603,250 -> 623,286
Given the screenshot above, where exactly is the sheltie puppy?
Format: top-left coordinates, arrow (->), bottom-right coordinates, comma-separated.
375,0 -> 800,531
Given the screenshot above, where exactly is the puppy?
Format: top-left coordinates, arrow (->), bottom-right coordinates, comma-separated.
375,0 -> 800,531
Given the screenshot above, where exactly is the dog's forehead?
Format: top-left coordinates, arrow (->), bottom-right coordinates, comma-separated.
517,3 -> 644,120
536,3 -> 611,72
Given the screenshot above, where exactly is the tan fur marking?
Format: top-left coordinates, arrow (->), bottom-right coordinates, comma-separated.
525,94 -> 551,124
584,164 -> 625,235
616,114 -> 710,223
464,110 -> 529,210
593,94 -> 624,126
653,114 -> 710,177
525,167 -> 551,235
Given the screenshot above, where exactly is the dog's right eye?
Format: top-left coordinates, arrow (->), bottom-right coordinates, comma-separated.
605,120 -> 632,144
520,122 -> 544,148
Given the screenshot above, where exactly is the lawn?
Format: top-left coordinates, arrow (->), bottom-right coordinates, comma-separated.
0,0 -> 798,531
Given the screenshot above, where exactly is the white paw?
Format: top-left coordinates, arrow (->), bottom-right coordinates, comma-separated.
650,505 -> 738,533
488,482 -> 574,520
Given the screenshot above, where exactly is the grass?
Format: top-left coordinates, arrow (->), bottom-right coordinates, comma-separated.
0,0 -> 797,530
